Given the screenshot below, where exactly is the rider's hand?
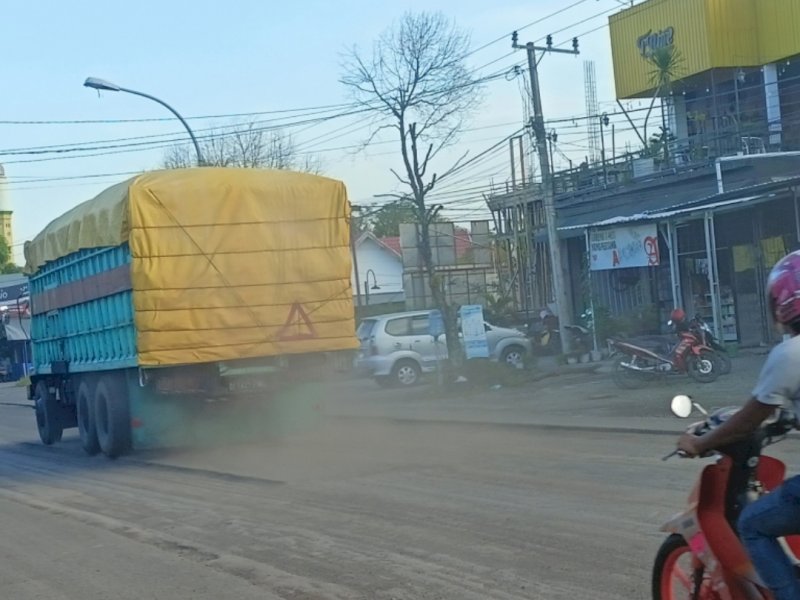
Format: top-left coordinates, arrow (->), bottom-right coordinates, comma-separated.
677,433 -> 703,457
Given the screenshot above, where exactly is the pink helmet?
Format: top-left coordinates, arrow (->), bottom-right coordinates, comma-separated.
767,250 -> 800,325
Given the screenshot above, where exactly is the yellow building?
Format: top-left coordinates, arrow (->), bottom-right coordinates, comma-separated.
609,0 -> 800,153
0,165 -> 12,250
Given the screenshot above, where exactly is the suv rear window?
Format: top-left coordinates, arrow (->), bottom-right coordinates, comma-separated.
356,319 -> 378,340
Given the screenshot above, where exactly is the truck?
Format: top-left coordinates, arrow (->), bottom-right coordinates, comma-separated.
25,168 -> 358,457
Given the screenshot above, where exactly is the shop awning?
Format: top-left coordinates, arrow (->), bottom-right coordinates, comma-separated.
558,175 -> 800,233
559,194 -> 766,231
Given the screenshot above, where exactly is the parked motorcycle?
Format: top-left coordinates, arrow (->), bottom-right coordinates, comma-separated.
528,311 -> 591,356
690,314 -> 733,375
654,394 -> 799,599
609,326 -> 719,389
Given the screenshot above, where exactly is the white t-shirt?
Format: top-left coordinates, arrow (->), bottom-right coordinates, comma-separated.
752,335 -> 800,410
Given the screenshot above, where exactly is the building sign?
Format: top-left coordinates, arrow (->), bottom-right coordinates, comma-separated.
590,225 -> 660,271
459,305 -> 489,359
637,26 -> 674,57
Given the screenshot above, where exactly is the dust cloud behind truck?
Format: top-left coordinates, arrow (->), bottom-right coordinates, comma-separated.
24,168 -> 358,457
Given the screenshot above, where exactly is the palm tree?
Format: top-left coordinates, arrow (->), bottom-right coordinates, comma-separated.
643,46 -> 685,164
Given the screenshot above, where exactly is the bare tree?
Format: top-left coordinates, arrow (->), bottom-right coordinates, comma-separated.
341,11 -> 483,371
163,120 -> 322,173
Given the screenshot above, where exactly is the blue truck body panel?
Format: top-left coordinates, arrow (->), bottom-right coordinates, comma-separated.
29,245 -> 137,374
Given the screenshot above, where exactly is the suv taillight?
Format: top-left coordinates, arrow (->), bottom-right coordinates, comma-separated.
370,339 -> 379,355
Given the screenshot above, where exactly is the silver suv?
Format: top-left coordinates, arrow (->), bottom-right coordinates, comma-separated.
355,310 -> 531,387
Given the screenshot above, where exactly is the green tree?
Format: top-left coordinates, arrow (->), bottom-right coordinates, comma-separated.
367,201 -> 418,237
0,236 -> 21,273
0,235 -> 11,266
1,263 -> 22,274
640,127 -> 677,161
366,200 -> 451,238
643,46 -> 685,163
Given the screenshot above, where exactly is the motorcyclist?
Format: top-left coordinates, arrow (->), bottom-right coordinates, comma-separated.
670,307 -> 690,334
677,250 -> 800,599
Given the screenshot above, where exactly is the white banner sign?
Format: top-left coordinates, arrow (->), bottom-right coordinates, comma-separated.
459,305 -> 489,359
589,224 -> 660,271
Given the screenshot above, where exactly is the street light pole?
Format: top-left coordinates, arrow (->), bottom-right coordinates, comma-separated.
364,269 -> 380,306
83,77 -> 204,166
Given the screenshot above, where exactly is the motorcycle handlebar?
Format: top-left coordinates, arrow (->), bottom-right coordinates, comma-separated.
666,409 -> 797,461
662,449 -> 689,461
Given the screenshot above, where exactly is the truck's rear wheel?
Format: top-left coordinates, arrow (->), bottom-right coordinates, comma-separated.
34,381 -> 63,445
94,375 -> 130,458
76,379 -> 100,456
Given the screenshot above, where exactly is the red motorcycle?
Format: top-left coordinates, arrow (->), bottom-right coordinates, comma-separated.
654,395 -> 800,599
609,326 -> 719,389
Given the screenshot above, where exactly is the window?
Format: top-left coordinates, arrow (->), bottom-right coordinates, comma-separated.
409,315 -> 429,335
385,317 -> 411,336
356,319 -> 377,341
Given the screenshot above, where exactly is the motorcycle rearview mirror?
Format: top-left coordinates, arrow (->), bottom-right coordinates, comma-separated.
671,395 -> 693,418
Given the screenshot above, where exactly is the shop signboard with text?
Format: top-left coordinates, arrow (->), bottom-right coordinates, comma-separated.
589,224 -> 660,271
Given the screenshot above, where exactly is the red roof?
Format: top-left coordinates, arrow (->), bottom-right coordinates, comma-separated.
380,236 -> 402,255
378,227 -> 473,259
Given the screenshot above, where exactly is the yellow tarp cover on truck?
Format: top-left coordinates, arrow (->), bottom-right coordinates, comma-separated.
25,168 -> 358,366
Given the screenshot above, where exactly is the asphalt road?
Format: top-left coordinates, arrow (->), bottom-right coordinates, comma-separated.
0,353 -> 790,599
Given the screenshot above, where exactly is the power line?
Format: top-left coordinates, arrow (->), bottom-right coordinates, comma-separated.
0,106 -> 375,158
0,4 -> 624,164
4,121 -> 527,187
0,104 -> 368,154
0,101 -> 364,126
462,0 -> 593,60
1,64 -> 521,164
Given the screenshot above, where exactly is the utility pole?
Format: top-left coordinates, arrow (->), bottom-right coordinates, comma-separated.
600,113 -> 609,188
547,130 -> 557,191
513,31 -> 579,353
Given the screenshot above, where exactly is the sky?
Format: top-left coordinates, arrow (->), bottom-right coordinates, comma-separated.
0,0 -> 643,264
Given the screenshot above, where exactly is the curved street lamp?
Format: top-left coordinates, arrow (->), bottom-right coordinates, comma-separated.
364,269 -> 381,305
83,77 -> 204,166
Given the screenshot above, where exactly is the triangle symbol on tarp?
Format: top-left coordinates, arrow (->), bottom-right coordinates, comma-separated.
277,302 -> 317,341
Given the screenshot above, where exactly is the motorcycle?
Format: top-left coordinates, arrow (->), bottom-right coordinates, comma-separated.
690,314 -> 733,375
608,325 -> 719,389
528,312 -> 591,356
654,394 -> 800,599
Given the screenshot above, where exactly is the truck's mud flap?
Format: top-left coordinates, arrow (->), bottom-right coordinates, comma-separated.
127,377 -> 324,450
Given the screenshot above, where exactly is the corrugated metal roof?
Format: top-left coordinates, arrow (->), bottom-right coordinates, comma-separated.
559,194 -> 765,230
558,175 -> 800,232
554,158 -> 800,233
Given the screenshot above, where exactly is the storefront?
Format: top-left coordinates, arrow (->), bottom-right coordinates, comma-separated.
574,179 -> 800,347
671,192 -> 800,346
0,277 -> 31,380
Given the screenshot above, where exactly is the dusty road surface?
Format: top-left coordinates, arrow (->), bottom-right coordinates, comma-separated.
0,353 -> 793,600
